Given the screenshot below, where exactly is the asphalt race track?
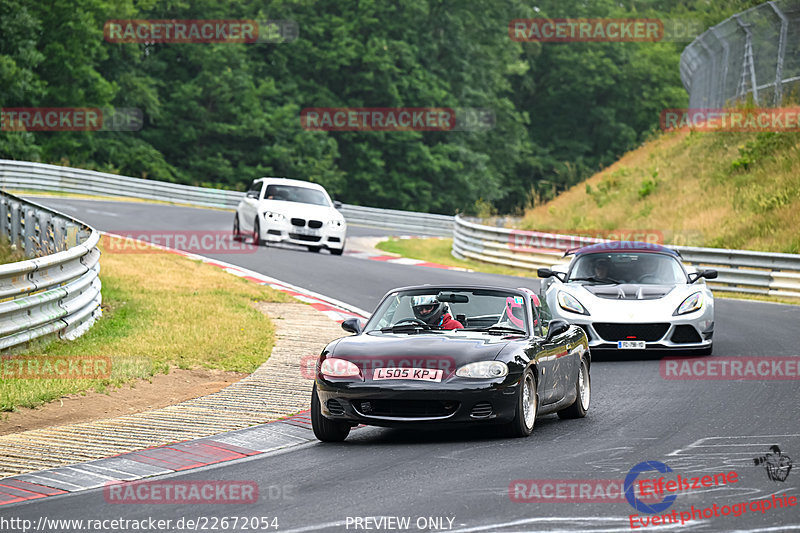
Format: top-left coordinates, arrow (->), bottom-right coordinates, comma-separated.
2,197 -> 799,532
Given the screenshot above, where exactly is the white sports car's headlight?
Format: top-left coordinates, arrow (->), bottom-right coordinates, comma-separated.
675,292 -> 703,315
558,291 -> 589,315
263,211 -> 286,222
456,361 -> 508,378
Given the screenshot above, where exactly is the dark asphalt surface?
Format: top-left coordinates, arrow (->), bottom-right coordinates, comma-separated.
2,197 -> 799,532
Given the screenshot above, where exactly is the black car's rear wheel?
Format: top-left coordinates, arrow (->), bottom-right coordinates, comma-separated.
506,368 -> 537,437
558,357 -> 590,419
311,384 -> 350,442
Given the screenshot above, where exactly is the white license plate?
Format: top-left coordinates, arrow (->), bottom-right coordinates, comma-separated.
618,340 -> 646,349
295,227 -> 320,236
373,368 -> 443,382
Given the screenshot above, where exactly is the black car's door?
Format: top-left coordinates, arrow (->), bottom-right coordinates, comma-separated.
537,320 -> 574,404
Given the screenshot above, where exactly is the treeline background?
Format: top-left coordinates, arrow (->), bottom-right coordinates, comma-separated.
0,0 -> 762,214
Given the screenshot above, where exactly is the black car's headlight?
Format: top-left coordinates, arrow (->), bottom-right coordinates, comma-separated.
674,292 -> 703,315
557,291 -> 589,315
320,357 -> 361,377
456,361 -> 508,378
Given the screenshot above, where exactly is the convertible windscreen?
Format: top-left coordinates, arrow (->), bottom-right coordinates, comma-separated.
568,252 -> 687,285
264,185 -> 330,206
365,289 -> 529,333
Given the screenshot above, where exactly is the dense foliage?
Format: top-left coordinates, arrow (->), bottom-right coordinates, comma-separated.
0,0 -> 763,214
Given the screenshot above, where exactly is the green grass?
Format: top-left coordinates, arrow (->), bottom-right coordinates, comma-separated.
0,239 -> 26,265
376,237 -> 538,278
0,235 -> 292,412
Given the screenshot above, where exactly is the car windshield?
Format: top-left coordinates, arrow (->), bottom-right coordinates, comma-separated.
568,252 -> 687,285
364,288 -> 529,334
264,185 -> 330,206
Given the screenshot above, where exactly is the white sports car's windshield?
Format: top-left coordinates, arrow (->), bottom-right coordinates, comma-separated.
365,289 -> 528,333
568,253 -> 687,285
265,184 -> 330,206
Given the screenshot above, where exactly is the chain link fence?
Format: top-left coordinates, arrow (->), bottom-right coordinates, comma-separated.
681,0 -> 800,108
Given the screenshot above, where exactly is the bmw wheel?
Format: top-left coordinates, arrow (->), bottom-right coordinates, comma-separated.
233,215 -> 243,241
252,218 -> 262,246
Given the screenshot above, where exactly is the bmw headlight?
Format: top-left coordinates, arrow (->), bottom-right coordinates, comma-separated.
675,292 -> 703,315
327,219 -> 345,227
557,291 -> 589,315
263,211 -> 286,222
456,361 -> 508,378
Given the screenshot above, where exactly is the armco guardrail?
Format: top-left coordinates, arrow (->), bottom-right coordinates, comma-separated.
0,159 -> 453,237
452,215 -> 800,299
0,191 -> 102,350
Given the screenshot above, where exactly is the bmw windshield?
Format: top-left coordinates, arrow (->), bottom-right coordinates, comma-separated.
265,184 -> 331,206
568,252 -> 688,285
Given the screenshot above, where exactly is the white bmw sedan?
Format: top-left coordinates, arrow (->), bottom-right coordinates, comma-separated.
234,177 -> 347,254
538,242 -> 717,354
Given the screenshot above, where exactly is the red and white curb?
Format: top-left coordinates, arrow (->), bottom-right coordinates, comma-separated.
102,231 -> 371,323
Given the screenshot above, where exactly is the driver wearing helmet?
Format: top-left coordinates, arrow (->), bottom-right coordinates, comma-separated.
411,295 -> 464,330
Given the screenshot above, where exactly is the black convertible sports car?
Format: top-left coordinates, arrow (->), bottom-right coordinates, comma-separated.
311,285 -> 591,441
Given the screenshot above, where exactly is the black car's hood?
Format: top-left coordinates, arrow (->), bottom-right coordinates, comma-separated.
330,333 -> 511,366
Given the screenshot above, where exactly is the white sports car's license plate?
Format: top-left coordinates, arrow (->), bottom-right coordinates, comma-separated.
373,368 -> 443,382
618,340 -> 646,349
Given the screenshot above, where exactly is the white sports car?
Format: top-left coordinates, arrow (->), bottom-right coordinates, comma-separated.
234,177 -> 347,254
537,242 -> 717,354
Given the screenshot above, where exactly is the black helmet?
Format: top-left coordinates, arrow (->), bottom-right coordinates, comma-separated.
412,295 -> 446,326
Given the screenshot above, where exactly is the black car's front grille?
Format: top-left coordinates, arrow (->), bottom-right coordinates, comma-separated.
470,402 -> 493,418
291,218 -> 305,227
671,325 -> 702,344
355,399 -> 459,418
289,233 -> 321,242
593,323 -> 670,342
308,220 -> 323,229
326,399 -> 345,415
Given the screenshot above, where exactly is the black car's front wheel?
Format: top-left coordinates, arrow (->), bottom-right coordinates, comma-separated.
506,368 -> 537,437
558,357 -> 591,419
311,384 -> 351,442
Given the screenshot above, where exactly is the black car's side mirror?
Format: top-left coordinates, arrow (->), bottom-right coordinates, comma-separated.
538,268 -> 566,282
342,318 -> 363,334
689,269 -> 718,283
544,319 -> 570,343
333,200 -> 343,209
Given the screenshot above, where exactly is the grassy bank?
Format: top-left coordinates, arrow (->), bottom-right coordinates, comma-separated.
1,235 -> 291,411
519,130 -> 800,253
